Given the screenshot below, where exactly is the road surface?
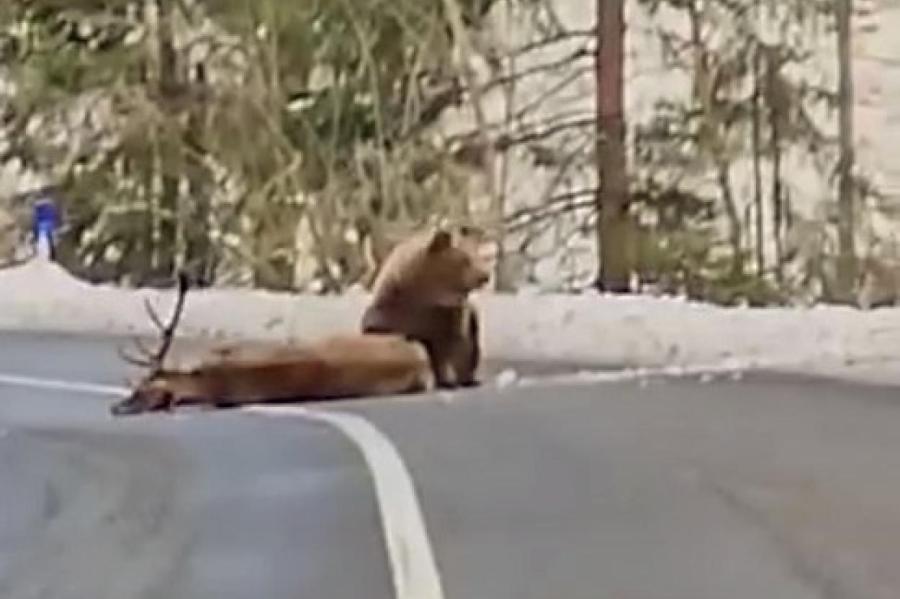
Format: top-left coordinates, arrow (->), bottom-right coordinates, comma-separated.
1,331 -> 900,599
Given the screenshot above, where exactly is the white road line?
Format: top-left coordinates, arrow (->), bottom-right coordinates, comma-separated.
0,372 -> 127,396
246,405 -> 445,599
0,373 -> 445,599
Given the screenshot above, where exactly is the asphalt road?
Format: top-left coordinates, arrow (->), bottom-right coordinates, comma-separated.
2,331 -> 900,599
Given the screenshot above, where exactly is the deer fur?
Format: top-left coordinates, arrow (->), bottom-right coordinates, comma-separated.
112,272 -> 434,417
111,333 -> 434,416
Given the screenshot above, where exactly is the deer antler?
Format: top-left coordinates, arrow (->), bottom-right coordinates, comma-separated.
118,272 -> 190,373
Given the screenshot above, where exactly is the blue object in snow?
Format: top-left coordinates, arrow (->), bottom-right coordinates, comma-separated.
32,197 -> 59,260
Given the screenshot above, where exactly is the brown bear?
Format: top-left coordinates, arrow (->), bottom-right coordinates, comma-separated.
360,225 -> 491,389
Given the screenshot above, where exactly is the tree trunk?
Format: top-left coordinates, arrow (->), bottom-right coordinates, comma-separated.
155,0 -> 179,281
716,160 -> 743,277
184,64 -> 215,286
751,47 -> 764,276
771,120 -> 784,282
594,0 -> 631,292
185,174 -> 214,284
251,217 -> 296,291
139,154 -> 157,286
835,0 -> 856,302
763,50 -> 786,283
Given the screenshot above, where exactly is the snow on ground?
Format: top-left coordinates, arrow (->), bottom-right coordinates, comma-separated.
3,259 -> 900,384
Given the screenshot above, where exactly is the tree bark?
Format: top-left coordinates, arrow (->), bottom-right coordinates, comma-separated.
762,49 -> 786,282
184,65 -> 215,286
751,47 -> 765,276
155,0 -> 179,280
770,116 -> 784,281
835,0 -> 856,302
594,0 -> 631,292
716,159 -> 743,277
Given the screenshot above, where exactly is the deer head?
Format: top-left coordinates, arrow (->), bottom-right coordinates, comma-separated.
111,272 -> 191,416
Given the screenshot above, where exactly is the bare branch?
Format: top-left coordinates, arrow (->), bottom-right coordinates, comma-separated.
504,188 -> 598,233
481,47 -> 593,94
512,66 -> 593,122
496,117 -> 595,151
506,28 -> 596,60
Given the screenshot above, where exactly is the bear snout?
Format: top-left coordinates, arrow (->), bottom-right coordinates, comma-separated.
472,270 -> 490,288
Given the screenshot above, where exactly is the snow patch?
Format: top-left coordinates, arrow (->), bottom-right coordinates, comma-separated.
494,369 -> 520,389
3,259 -> 900,376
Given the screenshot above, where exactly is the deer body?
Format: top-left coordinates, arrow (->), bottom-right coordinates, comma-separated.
113,273 -> 434,416
112,333 -> 434,415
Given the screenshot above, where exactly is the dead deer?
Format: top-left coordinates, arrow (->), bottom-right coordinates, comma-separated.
111,273 -> 435,416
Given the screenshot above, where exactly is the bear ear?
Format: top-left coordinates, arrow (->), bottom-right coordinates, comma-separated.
427,229 -> 453,253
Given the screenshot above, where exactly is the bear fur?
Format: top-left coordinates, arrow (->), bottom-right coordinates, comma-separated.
360,226 -> 490,388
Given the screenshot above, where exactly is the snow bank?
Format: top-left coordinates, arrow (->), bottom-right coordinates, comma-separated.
2,259 -> 900,374
0,260 -> 370,342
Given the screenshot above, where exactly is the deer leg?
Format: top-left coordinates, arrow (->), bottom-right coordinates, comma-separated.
212,399 -> 242,410
163,393 -> 181,412
164,390 -> 197,413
